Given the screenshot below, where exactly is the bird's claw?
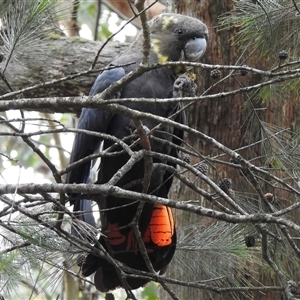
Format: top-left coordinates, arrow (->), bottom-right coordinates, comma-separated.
173,75 -> 197,97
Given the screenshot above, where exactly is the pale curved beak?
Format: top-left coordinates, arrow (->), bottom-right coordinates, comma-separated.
184,37 -> 207,61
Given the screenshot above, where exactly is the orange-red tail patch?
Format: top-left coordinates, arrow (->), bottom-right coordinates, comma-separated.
106,204 -> 175,250
148,204 -> 174,247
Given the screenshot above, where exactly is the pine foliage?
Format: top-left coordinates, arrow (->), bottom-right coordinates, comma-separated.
0,0 -> 62,71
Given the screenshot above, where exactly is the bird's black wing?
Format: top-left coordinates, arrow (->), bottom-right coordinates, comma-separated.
66,67 -> 126,227
67,12 -> 209,292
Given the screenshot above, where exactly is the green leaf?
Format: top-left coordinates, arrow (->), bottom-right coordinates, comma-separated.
141,282 -> 158,300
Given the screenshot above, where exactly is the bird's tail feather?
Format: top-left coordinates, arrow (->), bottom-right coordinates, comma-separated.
71,199 -> 97,241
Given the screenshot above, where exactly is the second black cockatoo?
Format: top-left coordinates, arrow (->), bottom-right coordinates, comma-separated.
66,13 -> 208,292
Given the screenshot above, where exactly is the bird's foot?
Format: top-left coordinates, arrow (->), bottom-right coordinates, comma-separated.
173,74 -> 197,97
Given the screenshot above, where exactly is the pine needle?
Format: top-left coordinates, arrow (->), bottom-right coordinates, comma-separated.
219,0 -> 300,58
0,0 -> 66,72
172,222 -> 262,299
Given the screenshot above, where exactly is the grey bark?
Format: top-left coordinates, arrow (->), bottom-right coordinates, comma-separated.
0,37 -> 128,98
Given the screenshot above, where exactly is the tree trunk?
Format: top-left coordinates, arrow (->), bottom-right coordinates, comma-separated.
160,1 -> 300,299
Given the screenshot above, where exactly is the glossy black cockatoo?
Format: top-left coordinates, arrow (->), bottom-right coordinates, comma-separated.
66,13 -> 208,292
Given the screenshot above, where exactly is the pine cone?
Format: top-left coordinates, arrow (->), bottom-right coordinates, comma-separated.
245,235 -> 256,247
240,65 -> 248,76
105,293 -> 115,300
196,162 -> 208,175
287,280 -> 300,297
278,50 -> 288,60
210,69 -> 221,79
76,254 -> 86,267
51,203 -> 60,212
218,178 -> 232,193
182,154 -> 191,164
230,157 -> 239,165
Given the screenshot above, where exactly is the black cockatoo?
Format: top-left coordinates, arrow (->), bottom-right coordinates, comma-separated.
66,13 -> 208,292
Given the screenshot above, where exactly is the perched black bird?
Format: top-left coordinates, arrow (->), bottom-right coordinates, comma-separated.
66,13 -> 208,292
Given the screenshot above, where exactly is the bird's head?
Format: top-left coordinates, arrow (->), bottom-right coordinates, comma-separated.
148,13 -> 208,64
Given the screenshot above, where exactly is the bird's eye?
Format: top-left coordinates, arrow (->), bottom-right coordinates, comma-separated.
175,28 -> 184,36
